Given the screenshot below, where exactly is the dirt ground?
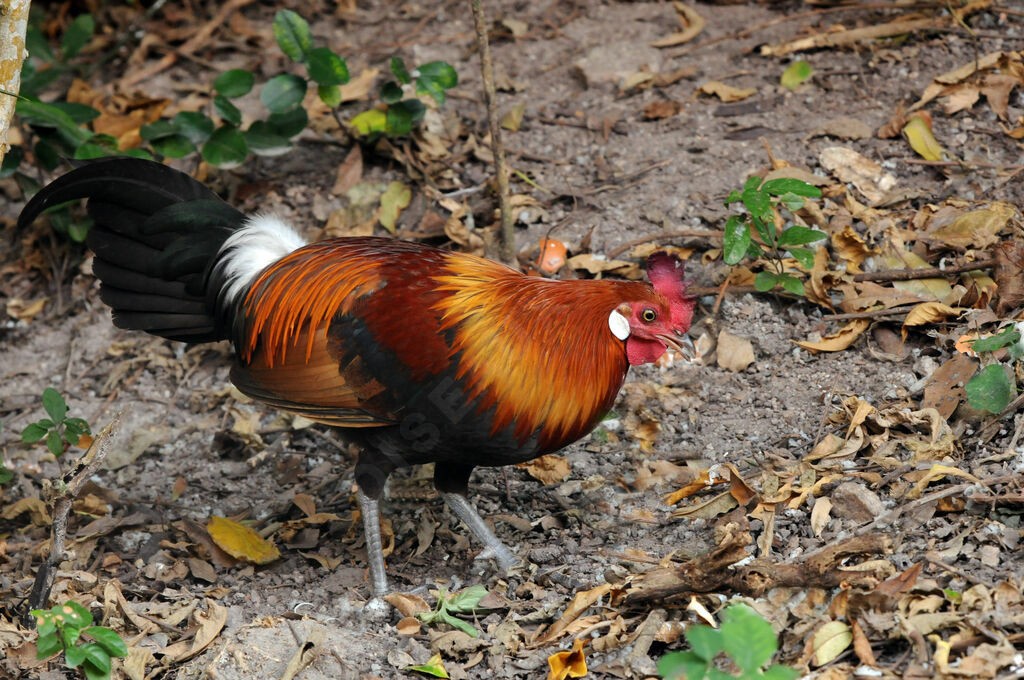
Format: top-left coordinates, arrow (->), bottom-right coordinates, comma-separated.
2,1 -> 1024,679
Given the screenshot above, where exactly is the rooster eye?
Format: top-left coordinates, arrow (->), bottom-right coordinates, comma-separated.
641,309 -> 657,322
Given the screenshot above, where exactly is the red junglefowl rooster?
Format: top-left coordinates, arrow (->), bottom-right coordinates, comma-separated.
19,158 -> 697,606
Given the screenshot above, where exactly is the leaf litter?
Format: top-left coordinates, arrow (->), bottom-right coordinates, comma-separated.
1,1 -> 1024,680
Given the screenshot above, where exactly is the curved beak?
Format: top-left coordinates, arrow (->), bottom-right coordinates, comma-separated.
656,331 -> 699,362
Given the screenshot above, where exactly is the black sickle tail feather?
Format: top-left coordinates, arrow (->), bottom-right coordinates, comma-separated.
18,158 -> 246,343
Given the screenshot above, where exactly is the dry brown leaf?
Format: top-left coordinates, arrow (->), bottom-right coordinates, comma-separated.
698,80 -> 755,102
1,497 -> 51,525
566,253 -> 639,277
6,297 -> 49,322
642,99 -> 682,120
818,147 -> 896,204
385,592 -> 430,617
536,584 -> 613,645
928,202 -> 1017,249
794,319 -> 870,353
813,620 -> 852,666
300,551 -> 343,570
716,329 -> 755,372
665,468 -> 712,504
206,516 -> 280,565
331,145 -> 363,196
519,454 -> 571,485
671,489 -> 738,520
501,102 -> 527,131
161,600 -> 227,663
396,617 -> 421,635
810,497 -> 832,537
922,353 -> 977,420
831,224 -> 878,273
339,67 -> 379,102
906,464 -> 982,499
651,2 -> 705,47
901,302 -> 962,339
810,116 -> 874,140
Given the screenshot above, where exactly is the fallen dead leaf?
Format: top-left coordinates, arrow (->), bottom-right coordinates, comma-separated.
206,516 -> 280,565
547,638 -> 588,680
698,80 -> 755,102
716,329 -> 755,372
642,99 -> 682,120
794,319 -> 870,353
519,454 -> 571,485
813,620 -> 852,666
818,146 -> 896,204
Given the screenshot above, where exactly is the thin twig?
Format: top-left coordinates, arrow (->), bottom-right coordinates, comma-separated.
851,258 -> 996,282
471,0 -> 515,264
902,158 -> 1024,170
25,413 -> 124,620
606,229 -> 724,259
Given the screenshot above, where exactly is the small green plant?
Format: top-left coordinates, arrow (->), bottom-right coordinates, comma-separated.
5,8 -> 458,184
658,603 -> 799,680
0,423 -> 12,484
417,585 -> 488,637
33,600 -> 127,680
21,387 -> 91,457
723,177 -> 824,296
966,323 -> 1022,414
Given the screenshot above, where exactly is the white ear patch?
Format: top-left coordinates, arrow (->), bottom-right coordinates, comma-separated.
608,309 -> 630,341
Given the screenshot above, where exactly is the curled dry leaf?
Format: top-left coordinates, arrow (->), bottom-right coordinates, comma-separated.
547,637 -> 588,680
642,99 -> 682,120
716,329 -> 755,372
650,2 -> 705,47
519,454 -> 571,485
818,146 -> 896,204
794,319 -> 870,353
697,80 -> 755,102
901,302 -> 962,340
903,112 -> 944,161
813,620 -> 853,666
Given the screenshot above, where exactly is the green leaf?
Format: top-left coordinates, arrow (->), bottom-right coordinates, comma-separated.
62,427 -> 81,445
34,137 -> 62,171
723,214 -> 751,265
267,107 -> 309,138
0,464 -> 13,484
65,417 -> 91,434
788,247 -> 815,270
719,604 -> 777,673
214,95 -> 242,127
214,69 -> 255,98
65,640 -> 87,668
754,271 -> 781,292
16,99 -> 92,145
35,631 -> 63,659
49,102 -> 100,125
318,84 -> 342,107
26,24 -> 55,63
380,81 -> 403,104
244,122 -> 292,157
385,102 -> 413,136
261,74 -> 307,114
657,650 -> 707,680
273,10 -> 314,62
971,328 -> 1021,353
780,60 -> 813,90
416,61 -> 458,89
139,119 -> 180,141
391,57 -> 412,84
779,274 -> 805,296
761,178 -> 821,198
173,112 -> 215,144
779,192 -> 806,212
22,422 -> 49,443
74,141 -> 119,160
685,625 -> 722,661
350,109 -> 387,136
0,144 -> 24,179
436,609 -> 479,637
777,225 -> 826,247
79,643 -> 112,675
724,189 -> 743,206
61,14 -> 95,60
306,47 -> 349,86
82,657 -> 112,680
151,135 -> 195,159
201,126 -> 248,168
68,216 -> 94,241
447,585 -> 488,612
406,653 -> 449,678
46,430 -> 64,456
415,62 -> 458,106
42,387 -> 67,422
83,627 -> 127,658
966,365 -> 1015,414
762,665 -> 801,680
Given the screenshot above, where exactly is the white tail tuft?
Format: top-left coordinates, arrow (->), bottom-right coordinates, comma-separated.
215,214 -> 306,310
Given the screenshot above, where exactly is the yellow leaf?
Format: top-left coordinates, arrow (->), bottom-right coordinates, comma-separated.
206,516 -> 280,565
794,319 -> 869,352
813,620 -> 852,666
547,638 -> 588,680
407,653 -> 449,678
902,302 -> 961,339
903,113 -> 944,161
350,109 -> 387,136
907,464 -> 982,499
379,181 -> 411,234
698,80 -> 755,102
501,102 -> 527,131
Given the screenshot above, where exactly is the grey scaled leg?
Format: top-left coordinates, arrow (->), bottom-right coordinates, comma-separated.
442,492 -> 519,572
357,488 -> 390,616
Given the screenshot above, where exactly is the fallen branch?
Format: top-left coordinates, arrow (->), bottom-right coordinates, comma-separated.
25,413 -> 123,620
606,229 -> 723,259
852,258 -> 996,283
471,0 -> 515,264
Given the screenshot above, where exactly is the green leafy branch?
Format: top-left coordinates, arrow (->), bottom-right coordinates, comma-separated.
33,600 -> 127,680
21,387 -> 91,457
723,177 -> 825,296
417,585 -> 488,637
965,324 -> 1022,414
659,604 -> 799,680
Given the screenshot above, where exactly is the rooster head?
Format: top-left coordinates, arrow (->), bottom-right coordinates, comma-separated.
607,252 -> 697,366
